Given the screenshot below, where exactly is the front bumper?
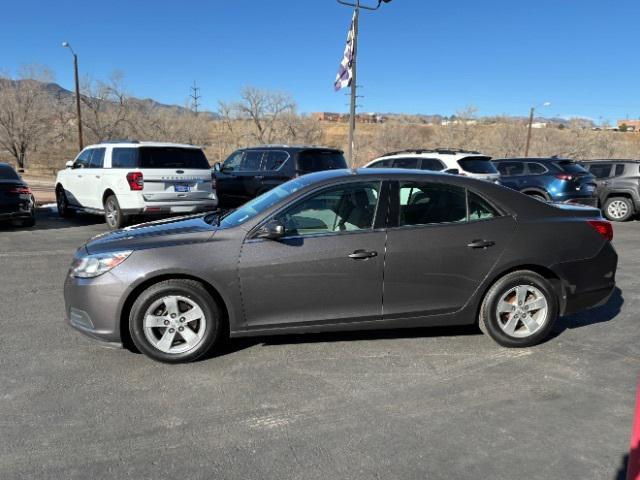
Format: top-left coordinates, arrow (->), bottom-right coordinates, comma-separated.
64,270 -> 127,345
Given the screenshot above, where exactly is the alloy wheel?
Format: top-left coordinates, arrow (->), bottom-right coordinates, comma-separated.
143,295 -> 208,354
496,285 -> 549,338
105,199 -> 118,228
607,200 -> 629,220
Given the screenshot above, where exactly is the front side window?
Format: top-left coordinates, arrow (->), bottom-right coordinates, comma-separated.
614,164 -> 625,177
88,148 -> 105,169
496,162 -> 524,176
75,149 -> 92,169
399,183 -> 467,226
241,151 -> 264,171
111,148 -> 139,168
275,182 -> 380,236
369,159 -> 391,168
222,151 -> 243,172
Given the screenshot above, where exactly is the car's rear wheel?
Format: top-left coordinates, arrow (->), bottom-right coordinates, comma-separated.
479,270 -> 558,347
604,197 -> 633,222
129,279 -> 221,363
527,192 -> 547,202
104,195 -> 128,230
56,187 -> 75,217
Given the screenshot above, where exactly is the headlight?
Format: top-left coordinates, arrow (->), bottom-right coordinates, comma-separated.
71,250 -> 132,278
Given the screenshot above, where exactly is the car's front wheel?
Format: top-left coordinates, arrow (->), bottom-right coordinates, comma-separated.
129,279 -> 222,363
479,270 -> 558,347
604,197 -> 633,222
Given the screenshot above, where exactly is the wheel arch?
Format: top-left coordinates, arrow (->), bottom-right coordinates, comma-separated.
118,273 -> 231,351
102,189 -> 116,206
475,264 -> 564,323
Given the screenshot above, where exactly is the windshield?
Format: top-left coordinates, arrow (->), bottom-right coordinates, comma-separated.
0,165 -> 19,180
555,160 -> 589,175
457,157 -> 498,174
219,177 -> 310,228
297,150 -> 347,173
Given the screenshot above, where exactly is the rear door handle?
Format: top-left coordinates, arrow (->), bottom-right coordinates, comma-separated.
349,249 -> 378,260
467,239 -> 495,249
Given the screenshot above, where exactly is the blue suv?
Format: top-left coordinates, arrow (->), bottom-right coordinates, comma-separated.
492,157 -> 598,206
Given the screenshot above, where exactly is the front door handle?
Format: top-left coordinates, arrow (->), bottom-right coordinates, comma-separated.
467,239 -> 495,249
349,249 -> 378,260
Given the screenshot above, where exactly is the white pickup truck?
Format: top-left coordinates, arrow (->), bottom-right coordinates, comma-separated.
55,141 -> 218,229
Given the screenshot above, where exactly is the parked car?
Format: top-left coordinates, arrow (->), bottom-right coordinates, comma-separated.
581,160 -> 640,221
55,141 -> 217,230
213,145 -> 348,208
64,168 -> 617,363
0,163 -> 36,227
364,149 -> 500,182
492,157 -> 597,206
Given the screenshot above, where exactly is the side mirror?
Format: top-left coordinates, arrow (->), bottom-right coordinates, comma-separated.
213,162 -> 222,173
444,168 -> 459,175
255,220 -> 285,240
66,160 -> 75,169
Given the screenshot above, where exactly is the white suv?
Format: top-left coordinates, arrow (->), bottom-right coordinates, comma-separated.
365,148 -> 500,182
55,141 -> 218,229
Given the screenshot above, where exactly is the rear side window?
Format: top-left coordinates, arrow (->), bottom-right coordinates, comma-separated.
614,164 -> 625,177
588,163 -> 613,179
393,157 -> 420,169
527,162 -> 547,175
555,160 -> 588,174
496,162 -> 524,176
88,148 -> 105,169
263,151 -> 289,171
421,158 -> 445,171
399,182 -> 467,226
138,147 -> 210,169
0,165 -> 19,180
297,150 -> 347,173
457,157 -> 497,174
468,191 -> 498,221
111,148 -> 138,168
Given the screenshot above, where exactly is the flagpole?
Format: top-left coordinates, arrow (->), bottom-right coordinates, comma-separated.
348,2 -> 359,168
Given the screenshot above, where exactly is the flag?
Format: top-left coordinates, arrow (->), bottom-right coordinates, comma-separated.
334,11 -> 356,91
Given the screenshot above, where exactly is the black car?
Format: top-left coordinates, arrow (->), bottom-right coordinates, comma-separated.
492,157 -> 597,206
64,169 -> 616,363
581,160 -> 640,222
0,163 -> 36,227
213,145 -> 348,208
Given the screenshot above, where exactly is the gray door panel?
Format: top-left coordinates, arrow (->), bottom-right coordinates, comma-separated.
239,231 -> 385,328
383,216 -> 516,318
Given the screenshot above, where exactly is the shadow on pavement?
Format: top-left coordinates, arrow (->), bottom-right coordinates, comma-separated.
552,287 -> 624,337
0,208 -> 105,232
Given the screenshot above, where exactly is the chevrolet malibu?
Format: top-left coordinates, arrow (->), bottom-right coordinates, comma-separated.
64,169 -> 617,363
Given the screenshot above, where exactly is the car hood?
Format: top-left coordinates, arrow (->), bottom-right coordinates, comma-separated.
85,214 -> 218,255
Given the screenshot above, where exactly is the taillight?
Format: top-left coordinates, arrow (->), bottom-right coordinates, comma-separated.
126,172 -> 144,191
555,173 -> 574,181
8,186 -> 31,194
211,172 -> 217,190
587,220 -> 613,242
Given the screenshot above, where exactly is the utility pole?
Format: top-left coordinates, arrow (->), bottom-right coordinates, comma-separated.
337,0 -> 392,167
524,107 -> 535,158
62,42 -> 83,151
190,81 -> 201,114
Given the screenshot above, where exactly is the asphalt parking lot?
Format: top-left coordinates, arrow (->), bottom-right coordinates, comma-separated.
1,209 -> 638,480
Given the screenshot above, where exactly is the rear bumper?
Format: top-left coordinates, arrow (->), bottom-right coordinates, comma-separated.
122,200 -> 218,216
554,242 -> 618,316
562,197 -> 599,207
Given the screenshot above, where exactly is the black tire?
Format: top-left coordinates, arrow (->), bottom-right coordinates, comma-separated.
56,186 -> 75,218
104,195 -> 128,230
479,270 -> 558,348
128,279 -> 222,363
527,192 -> 548,202
603,196 -> 634,222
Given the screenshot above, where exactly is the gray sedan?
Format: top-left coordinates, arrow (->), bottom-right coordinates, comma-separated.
64,169 -> 618,363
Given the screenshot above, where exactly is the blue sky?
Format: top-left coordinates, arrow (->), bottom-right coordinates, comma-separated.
2,0 -> 639,122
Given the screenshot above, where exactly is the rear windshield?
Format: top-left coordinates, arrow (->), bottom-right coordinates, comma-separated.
457,157 -> 498,174
297,150 -> 347,173
0,165 -> 19,180
555,160 -> 589,174
111,147 -> 209,169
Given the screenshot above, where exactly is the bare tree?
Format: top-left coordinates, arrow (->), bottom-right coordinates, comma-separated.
81,71 -> 132,142
0,66 -> 53,170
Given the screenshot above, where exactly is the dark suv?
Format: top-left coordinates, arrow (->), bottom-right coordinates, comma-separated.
213,145 -> 348,207
581,160 -> 640,221
492,158 -> 597,206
